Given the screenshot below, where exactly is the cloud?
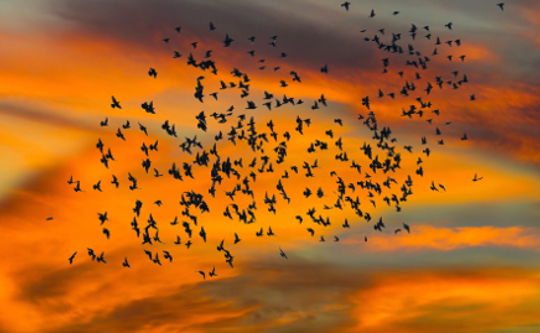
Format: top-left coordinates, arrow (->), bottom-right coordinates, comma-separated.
48,0 -> 379,73
344,225 -> 540,252
346,268 -> 540,333
42,283 -> 254,333
30,260 -> 540,333
0,101 -> 97,132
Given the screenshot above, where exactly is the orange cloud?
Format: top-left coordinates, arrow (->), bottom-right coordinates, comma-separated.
346,269 -> 540,333
2,2 -> 540,332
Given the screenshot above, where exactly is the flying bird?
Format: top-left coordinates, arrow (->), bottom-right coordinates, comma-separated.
111,96 -> 121,109
473,173 -> 484,182
122,257 -> 131,268
403,223 -> 410,233
68,252 -> 77,264
279,247 -> 288,259
223,34 -> 234,47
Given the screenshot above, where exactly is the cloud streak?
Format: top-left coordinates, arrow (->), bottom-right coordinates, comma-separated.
345,225 -> 540,252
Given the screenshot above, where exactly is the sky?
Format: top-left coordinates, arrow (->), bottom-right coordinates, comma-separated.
1,0 -> 540,332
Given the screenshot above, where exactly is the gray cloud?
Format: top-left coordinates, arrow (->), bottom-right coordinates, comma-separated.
47,0 -> 383,74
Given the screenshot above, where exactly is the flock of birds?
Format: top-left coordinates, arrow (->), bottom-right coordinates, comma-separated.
62,3 -> 502,279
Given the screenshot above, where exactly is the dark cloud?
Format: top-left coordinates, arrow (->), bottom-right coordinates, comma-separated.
44,284 -> 249,333
203,260 -> 362,332
48,0 -> 384,75
0,100 -> 98,132
12,262 -> 97,318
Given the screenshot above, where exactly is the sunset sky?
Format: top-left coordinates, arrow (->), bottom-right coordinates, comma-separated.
1,0 -> 540,332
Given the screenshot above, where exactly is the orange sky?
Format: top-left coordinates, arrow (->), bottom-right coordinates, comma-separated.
1,0 -> 540,332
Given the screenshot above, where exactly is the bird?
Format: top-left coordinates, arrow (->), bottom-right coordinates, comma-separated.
341,1 -> 350,11
234,233 -> 241,244
98,211 -> 108,225
209,267 -> 217,277
68,252 -> 77,264
138,122 -> 148,135
111,175 -> 119,188
93,180 -> 102,192
163,250 -> 173,262
473,173 -> 484,182
497,2 -> 504,11
143,250 -> 153,261
141,101 -> 155,114
403,223 -> 410,233
96,252 -> 107,264
226,257 -> 234,268
116,128 -> 125,141
199,227 -> 207,242
153,253 -> 162,266
111,96 -> 121,109
148,68 -> 157,78
122,257 -> 131,268
321,63 -> 328,73
87,248 -> 96,261
197,270 -> 206,279
279,247 -> 288,259
223,34 -> 234,47
217,240 -> 224,252
73,181 -> 84,192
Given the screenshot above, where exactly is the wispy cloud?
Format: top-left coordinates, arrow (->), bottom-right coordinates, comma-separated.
345,225 -> 540,252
